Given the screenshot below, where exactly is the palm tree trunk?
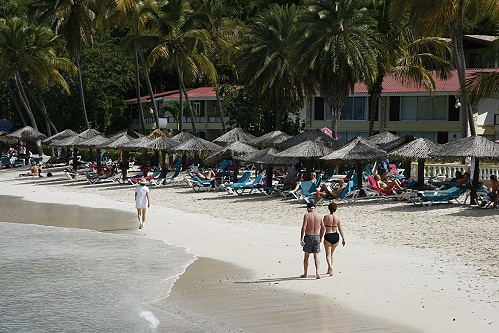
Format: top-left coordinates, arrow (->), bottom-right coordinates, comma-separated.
14,74 -> 38,130
176,59 -> 197,135
133,43 -> 146,134
179,85 -> 184,132
368,72 -> 384,136
139,49 -> 160,129
6,80 -> 27,126
214,83 -> 226,132
75,51 -> 90,129
449,7 -> 475,137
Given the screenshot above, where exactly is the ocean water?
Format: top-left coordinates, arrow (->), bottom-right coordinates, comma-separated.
0,222 -> 202,333
0,190 -> 227,333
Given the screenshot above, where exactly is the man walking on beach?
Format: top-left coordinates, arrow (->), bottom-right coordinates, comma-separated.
300,202 -> 325,279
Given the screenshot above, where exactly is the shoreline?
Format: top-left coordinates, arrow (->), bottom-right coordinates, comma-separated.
1,167 -> 498,332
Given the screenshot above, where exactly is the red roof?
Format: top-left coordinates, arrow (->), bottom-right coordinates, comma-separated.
124,87 -> 217,103
125,69 -> 499,103
353,68 -> 499,94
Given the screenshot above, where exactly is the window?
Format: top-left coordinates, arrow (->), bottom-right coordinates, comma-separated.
400,96 -> 447,121
314,97 -> 367,121
191,102 -> 201,117
340,97 -> 367,120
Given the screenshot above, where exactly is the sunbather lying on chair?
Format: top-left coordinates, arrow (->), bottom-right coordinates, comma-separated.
314,180 -> 346,205
374,174 -> 403,190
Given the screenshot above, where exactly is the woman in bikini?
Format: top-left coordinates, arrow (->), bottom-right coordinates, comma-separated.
323,202 -> 346,276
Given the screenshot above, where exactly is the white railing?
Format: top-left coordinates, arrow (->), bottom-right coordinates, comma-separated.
411,163 -> 499,181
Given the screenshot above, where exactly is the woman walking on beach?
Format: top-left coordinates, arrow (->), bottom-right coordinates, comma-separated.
135,177 -> 150,229
323,202 -> 345,276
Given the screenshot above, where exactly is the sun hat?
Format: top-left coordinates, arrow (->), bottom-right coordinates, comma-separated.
138,177 -> 148,185
306,202 -> 316,209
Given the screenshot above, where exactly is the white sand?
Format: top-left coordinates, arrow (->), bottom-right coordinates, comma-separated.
1,166 -> 498,332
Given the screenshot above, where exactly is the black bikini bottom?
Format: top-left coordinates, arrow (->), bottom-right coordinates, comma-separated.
324,232 -> 339,244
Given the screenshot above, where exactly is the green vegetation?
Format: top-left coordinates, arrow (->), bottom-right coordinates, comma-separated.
1,0 -> 498,137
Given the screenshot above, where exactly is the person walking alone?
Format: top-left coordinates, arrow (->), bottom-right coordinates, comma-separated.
135,177 -> 150,229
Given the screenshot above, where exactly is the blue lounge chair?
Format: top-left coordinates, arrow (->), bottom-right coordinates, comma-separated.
321,169 -> 335,182
233,173 -> 265,195
224,172 -> 252,193
410,186 -> 466,206
150,167 -> 182,186
296,180 -> 318,203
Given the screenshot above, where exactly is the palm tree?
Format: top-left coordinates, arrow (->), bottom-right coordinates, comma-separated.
30,0 -> 96,129
394,0 -> 499,137
0,16 -> 76,133
145,0 -> 217,135
294,0 -> 381,138
235,4 -> 304,131
198,0 -> 241,132
367,0 -> 453,135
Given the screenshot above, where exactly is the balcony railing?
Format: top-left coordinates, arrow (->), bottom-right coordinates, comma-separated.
411,163 -> 499,182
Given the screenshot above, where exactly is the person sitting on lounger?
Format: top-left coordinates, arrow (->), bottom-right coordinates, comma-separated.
374,174 -> 403,190
197,169 -> 216,180
314,180 -> 346,204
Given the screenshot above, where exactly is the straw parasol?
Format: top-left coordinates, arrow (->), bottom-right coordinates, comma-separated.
276,140 -> 336,180
4,125 -> 47,141
321,137 -> 387,188
148,129 -> 167,139
431,135 -> 499,205
42,129 -> 77,144
366,131 -> 400,145
172,131 -> 196,143
278,129 -> 341,150
147,136 -> 177,175
248,130 -> 292,149
174,137 -> 222,153
389,137 -> 440,186
204,141 -> 258,164
117,136 -> 153,150
212,127 -> 257,145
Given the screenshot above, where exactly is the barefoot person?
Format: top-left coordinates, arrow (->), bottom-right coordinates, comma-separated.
135,177 -> 150,229
323,202 -> 346,276
300,202 -> 325,279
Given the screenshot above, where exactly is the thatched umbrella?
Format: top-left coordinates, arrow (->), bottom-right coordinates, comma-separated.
48,128 -> 101,167
204,141 -> 258,182
366,131 -> 400,145
248,130 -> 292,149
236,147 -> 294,188
42,129 -> 77,144
118,136 -> 154,177
212,127 -> 257,145
148,136 -> 177,176
172,131 -> 196,143
279,129 -> 341,150
174,137 -> 222,169
148,129 -> 167,139
321,137 -> 387,189
276,140 -> 336,180
431,135 -> 499,204
3,125 -> 48,161
78,134 -> 111,173
389,138 -> 440,186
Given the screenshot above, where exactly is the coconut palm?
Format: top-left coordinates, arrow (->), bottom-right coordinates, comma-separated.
294,0 -> 381,138
465,37 -> 499,101
197,0 -> 241,133
367,0 -> 453,135
29,0 -> 96,129
0,16 -> 76,133
97,0 -> 157,133
394,0 -> 499,138
145,0 -> 217,135
235,4 -> 305,131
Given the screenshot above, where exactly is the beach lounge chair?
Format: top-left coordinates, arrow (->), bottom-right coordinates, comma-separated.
409,186 -> 466,206
321,169 -> 335,183
363,175 -> 408,200
85,165 -> 122,184
295,180 -> 318,203
150,167 -> 182,186
233,173 -> 265,195
224,171 -> 252,193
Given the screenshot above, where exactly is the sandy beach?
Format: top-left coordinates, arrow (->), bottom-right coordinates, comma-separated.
1,164 -> 498,332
